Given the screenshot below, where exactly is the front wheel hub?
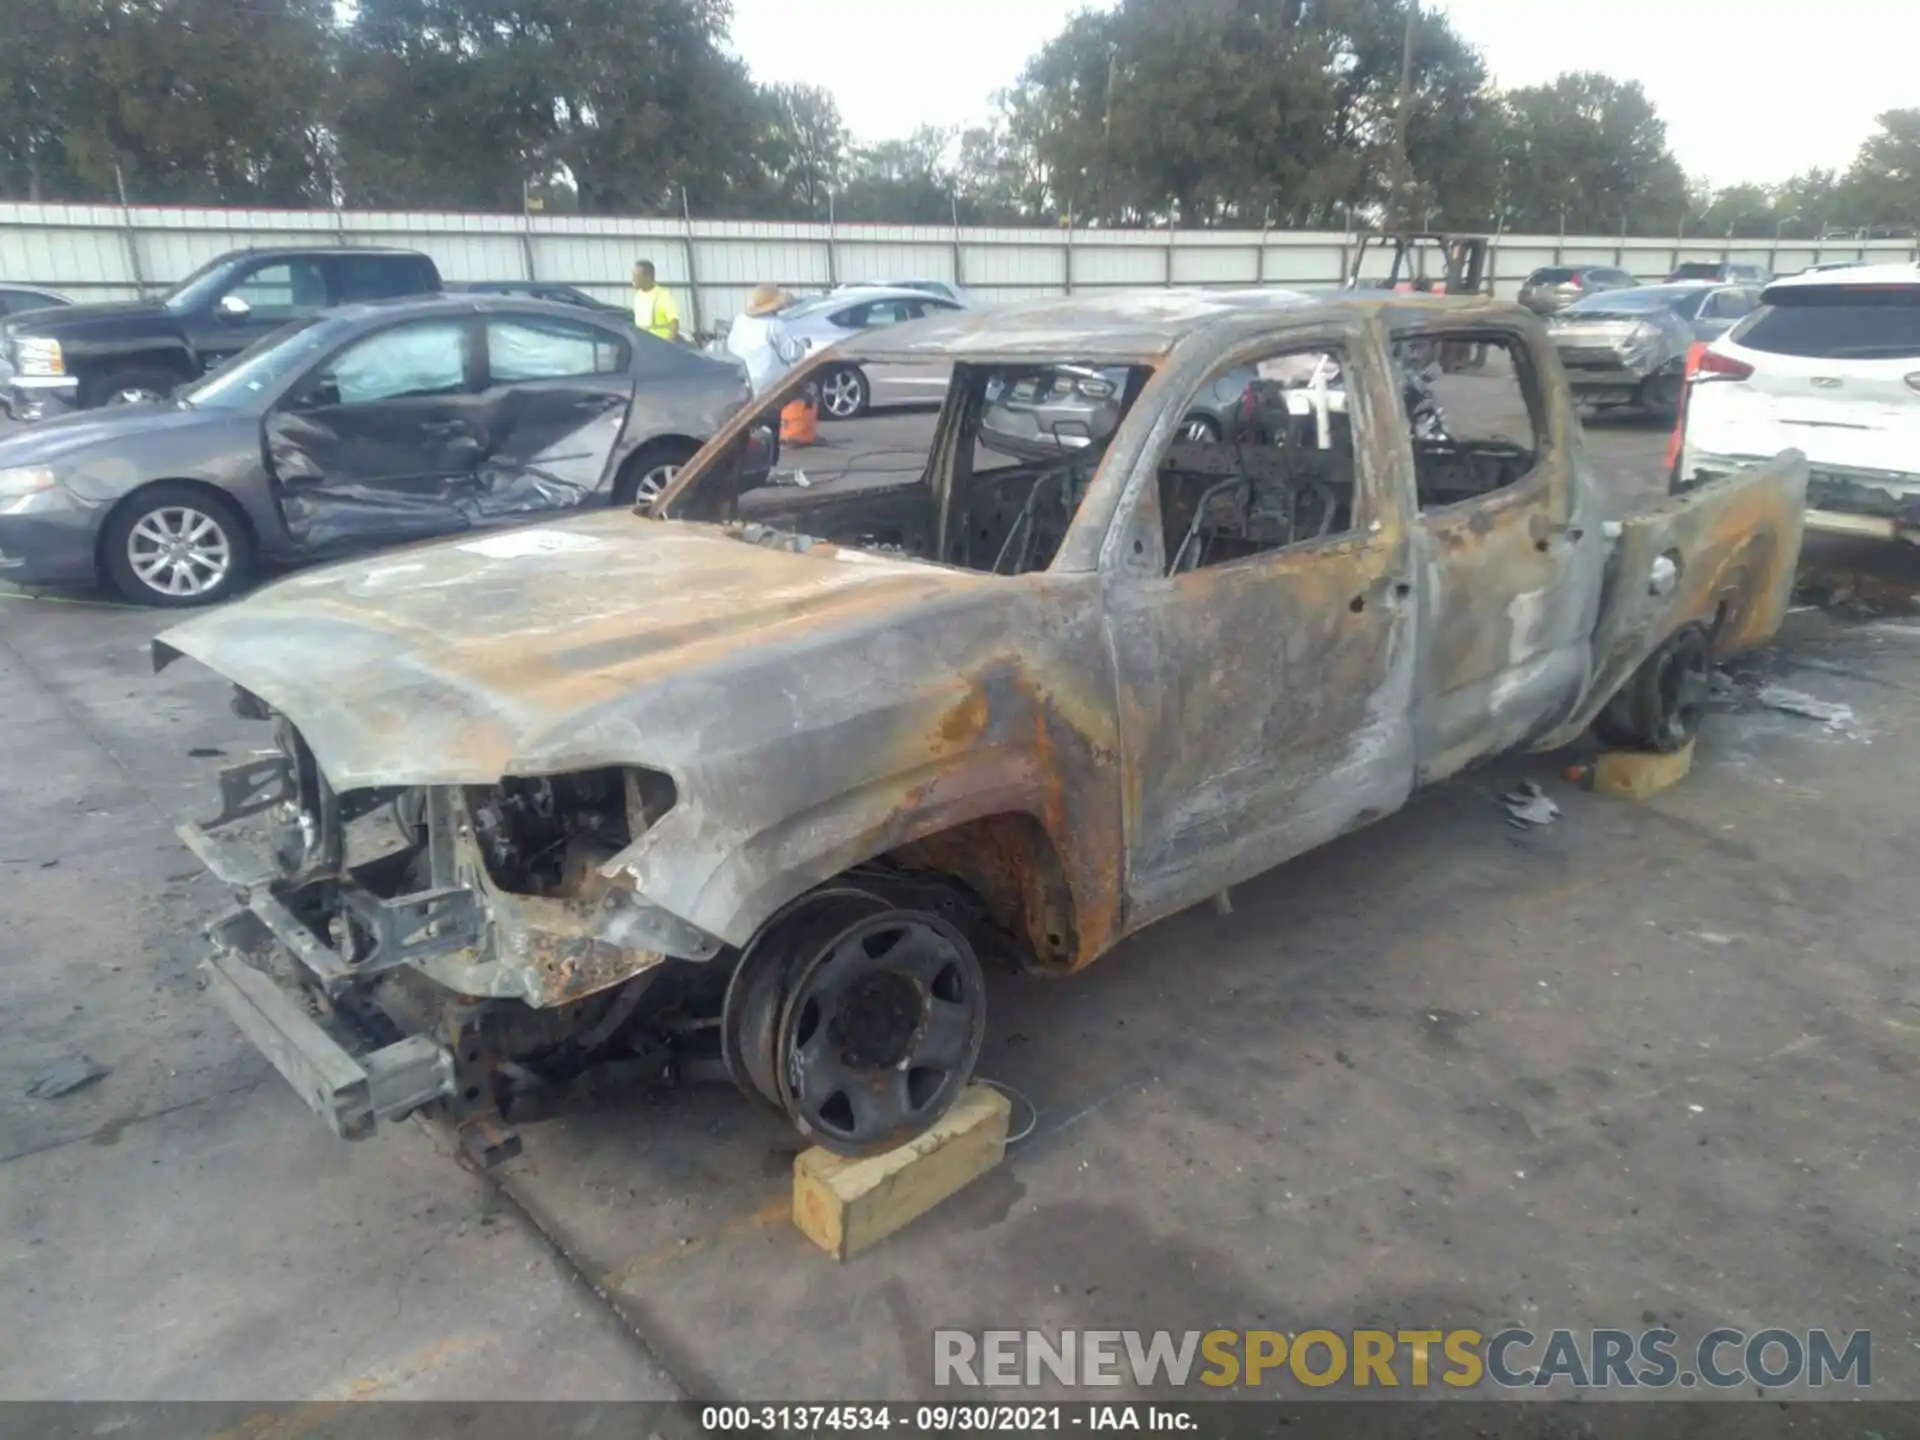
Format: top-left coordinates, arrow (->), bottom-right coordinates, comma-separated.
780,909 -> 986,1153
722,893 -> 987,1156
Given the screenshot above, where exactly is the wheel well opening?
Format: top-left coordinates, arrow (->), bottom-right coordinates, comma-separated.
886,812 -> 1078,971
84,360 -> 190,406
96,479 -> 258,573
615,436 -> 704,501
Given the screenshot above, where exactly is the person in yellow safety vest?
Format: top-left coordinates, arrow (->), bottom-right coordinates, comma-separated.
631,260 -> 680,342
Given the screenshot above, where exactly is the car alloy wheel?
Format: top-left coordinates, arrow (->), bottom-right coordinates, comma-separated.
820,368 -> 866,419
126,505 -> 233,599
1180,415 -> 1220,442
108,386 -> 163,406
633,463 -> 678,503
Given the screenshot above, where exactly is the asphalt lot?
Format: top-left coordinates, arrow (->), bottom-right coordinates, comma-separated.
1,401 -> 1916,1404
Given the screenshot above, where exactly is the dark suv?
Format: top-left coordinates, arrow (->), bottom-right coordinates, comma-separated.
3,246 -> 440,420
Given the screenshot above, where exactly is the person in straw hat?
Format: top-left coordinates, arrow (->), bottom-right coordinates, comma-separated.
726,283 -> 806,397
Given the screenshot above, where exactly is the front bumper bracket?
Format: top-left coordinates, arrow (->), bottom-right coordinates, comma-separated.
202,911 -> 454,1139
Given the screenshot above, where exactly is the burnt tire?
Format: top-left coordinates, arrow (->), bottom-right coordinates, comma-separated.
85,368 -> 180,410
613,437 -> 701,508
100,482 -> 253,608
1593,624 -> 1710,753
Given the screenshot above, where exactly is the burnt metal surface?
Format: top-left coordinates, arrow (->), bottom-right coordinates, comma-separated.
161,290 -> 1808,1046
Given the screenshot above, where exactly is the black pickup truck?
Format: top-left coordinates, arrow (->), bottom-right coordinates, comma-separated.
2,246 -> 440,420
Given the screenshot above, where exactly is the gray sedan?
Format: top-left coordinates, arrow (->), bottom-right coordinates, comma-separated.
1546,282 -> 1761,415
980,363 -> 1250,461
1517,265 -> 1640,317
0,294 -> 750,606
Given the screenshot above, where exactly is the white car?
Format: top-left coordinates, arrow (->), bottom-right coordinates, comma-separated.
1676,262 -> 1920,541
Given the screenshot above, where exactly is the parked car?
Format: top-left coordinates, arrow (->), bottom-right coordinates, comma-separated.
1,246 -> 442,420
1674,262 -> 1920,542
450,280 -> 627,314
1666,261 -> 1771,286
834,279 -> 974,308
975,295 -> 1443,460
0,286 -> 73,415
780,285 -> 965,417
156,288 -> 1804,1159
0,295 -> 750,606
1516,265 -> 1639,316
0,284 -> 71,317
1547,282 -> 1761,414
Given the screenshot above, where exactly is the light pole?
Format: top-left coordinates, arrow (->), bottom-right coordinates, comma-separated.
1389,1 -> 1418,231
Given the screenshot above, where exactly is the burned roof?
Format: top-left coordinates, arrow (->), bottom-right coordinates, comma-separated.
840,286 -> 1509,363
847,288 -> 1317,361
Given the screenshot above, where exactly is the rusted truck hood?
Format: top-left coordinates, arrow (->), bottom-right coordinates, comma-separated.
153,512 -> 1000,788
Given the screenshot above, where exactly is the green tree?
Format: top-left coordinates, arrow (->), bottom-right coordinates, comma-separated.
1695,182 -> 1778,239
837,126 -> 959,223
1838,108 -> 1920,234
762,83 -> 848,218
336,0 -> 773,214
976,0 -> 1492,230
1496,72 -> 1688,235
1,0 -> 337,205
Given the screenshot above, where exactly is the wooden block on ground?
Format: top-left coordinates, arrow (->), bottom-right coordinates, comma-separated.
1593,738 -> 1695,800
793,1084 -> 1011,1261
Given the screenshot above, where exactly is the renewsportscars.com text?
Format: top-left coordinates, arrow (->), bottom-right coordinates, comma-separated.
934,1327 -> 1872,1391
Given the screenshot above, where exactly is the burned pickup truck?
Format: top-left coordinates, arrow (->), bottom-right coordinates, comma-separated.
156,289 -> 1808,1161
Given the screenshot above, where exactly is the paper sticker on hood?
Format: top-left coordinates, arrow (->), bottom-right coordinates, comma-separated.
459,528 -> 607,558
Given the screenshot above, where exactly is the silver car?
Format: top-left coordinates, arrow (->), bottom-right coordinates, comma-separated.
1547,282 -> 1761,415
831,278 -> 974,307
980,363 -> 1253,461
1517,265 -> 1640,317
780,286 -> 965,418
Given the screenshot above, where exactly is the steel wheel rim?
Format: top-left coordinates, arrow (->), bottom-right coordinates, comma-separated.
822,370 -> 863,417
722,887 -> 886,1109
127,505 -> 231,598
1181,415 -> 1218,442
634,464 -> 678,504
777,910 -> 985,1153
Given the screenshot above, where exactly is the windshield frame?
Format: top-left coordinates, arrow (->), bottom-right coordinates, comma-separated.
176,317 -> 340,410
160,255 -> 252,314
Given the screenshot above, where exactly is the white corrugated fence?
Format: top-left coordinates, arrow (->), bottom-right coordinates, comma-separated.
3,202 -> 1914,332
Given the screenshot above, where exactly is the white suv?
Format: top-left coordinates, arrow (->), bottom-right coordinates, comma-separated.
1676,262 -> 1920,541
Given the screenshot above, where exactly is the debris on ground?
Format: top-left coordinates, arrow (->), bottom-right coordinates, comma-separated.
26,1055 -> 111,1099
1793,566 -> 1920,618
1502,780 -> 1560,829
1754,684 -> 1857,731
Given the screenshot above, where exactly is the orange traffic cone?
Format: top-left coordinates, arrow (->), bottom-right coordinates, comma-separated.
781,395 -> 819,446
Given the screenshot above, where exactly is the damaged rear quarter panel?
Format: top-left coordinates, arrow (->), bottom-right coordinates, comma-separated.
1535,450 -> 1810,750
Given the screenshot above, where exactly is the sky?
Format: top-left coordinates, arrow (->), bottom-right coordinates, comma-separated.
726,0 -> 1914,189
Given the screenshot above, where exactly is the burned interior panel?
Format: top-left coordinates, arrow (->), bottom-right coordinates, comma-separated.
659,356 -> 1154,580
